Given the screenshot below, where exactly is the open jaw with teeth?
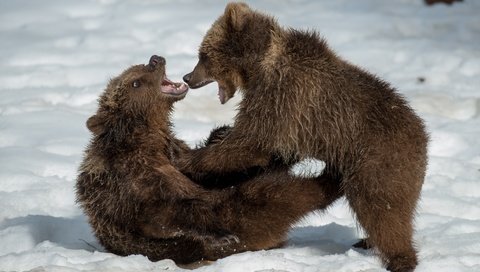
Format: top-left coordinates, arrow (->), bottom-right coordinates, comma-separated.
218,85 -> 227,104
188,79 -> 228,104
161,76 -> 188,96
192,80 -> 228,104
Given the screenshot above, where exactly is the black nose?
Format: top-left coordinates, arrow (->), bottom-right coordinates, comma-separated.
149,55 -> 165,67
183,72 -> 192,83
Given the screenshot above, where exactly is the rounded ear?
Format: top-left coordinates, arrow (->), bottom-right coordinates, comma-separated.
86,114 -> 105,135
224,2 -> 251,31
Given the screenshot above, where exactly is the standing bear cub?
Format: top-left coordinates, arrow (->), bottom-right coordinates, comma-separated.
181,3 -> 428,272
76,55 -> 341,264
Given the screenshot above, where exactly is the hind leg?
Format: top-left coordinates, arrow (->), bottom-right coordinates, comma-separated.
206,169 -> 342,257
344,171 -> 421,272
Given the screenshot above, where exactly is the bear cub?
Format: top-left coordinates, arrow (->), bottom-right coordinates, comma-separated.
181,3 -> 428,272
76,55 -> 340,264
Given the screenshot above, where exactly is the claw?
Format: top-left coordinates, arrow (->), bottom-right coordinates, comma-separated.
221,234 -> 240,245
202,234 -> 240,248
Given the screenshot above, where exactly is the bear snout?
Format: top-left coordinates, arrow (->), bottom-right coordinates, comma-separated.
149,55 -> 166,67
183,72 -> 192,84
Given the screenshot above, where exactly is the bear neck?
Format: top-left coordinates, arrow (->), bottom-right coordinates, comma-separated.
236,27 -> 339,159
134,107 -> 174,151
95,107 -> 174,157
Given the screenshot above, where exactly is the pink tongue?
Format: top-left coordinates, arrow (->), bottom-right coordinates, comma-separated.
164,78 -> 173,85
161,83 -> 188,94
161,85 -> 176,94
160,76 -> 188,94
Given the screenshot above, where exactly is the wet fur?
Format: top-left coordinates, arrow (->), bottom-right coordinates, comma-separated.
76,58 -> 341,264
181,3 -> 428,271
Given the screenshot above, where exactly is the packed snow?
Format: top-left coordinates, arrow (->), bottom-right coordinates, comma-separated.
1,0 -> 479,271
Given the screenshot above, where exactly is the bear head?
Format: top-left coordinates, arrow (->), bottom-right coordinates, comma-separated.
183,2 -> 276,104
87,55 -> 188,137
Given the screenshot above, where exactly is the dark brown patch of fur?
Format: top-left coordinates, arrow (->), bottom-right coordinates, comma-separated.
76,57 -> 341,264
180,3 -> 428,272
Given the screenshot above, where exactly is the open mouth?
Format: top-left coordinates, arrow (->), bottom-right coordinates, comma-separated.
189,79 -> 214,89
161,76 -> 189,96
188,80 -> 229,104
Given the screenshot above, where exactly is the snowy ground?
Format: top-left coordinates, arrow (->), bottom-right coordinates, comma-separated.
1,0 -> 479,271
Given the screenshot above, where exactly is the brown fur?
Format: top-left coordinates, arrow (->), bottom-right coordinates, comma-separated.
180,3 -> 428,271
76,56 -> 341,264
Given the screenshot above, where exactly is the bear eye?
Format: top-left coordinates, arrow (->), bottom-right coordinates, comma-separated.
132,80 -> 141,88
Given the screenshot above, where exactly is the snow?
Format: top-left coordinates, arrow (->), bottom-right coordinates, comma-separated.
0,0 -> 479,271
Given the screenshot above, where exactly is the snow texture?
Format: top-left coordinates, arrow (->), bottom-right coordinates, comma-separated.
1,0 -> 479,271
